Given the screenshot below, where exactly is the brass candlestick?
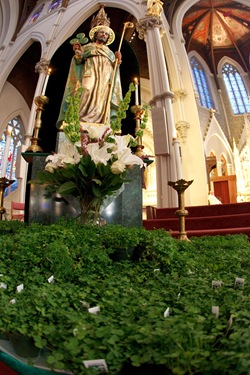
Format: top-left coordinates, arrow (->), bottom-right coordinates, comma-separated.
168,179 -> 193,241
0,177 -> 15,220
26,95 -> 49,153
131,104 -> 145,157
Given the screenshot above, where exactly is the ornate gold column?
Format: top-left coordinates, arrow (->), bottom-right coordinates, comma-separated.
25,95 -> 49,154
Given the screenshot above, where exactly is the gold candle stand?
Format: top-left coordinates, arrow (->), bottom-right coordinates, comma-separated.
168,179 -> 193,241
0,177 -> 15,220
26,95 -> 49,153
131,104 -> 145,157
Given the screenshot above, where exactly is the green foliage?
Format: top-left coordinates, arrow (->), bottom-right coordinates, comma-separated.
1,221 -> 250,374
63,88 -> 83,144
70,32 -> 89,46
110,82 -> 136,134
135,104 -> 151,139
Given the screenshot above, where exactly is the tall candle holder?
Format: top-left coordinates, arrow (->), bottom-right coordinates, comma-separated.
0,177 -> 15,220
131,104 -> 145,157
25,95 -> 49,154
168,179 -> 193,241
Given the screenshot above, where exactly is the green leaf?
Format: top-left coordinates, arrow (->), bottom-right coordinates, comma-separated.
92,185 -> 102,197
58,181 -> 77,195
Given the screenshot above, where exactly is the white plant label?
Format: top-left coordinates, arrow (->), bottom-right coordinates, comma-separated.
17,284 -> 24,293
83,359 -> 108,373
48,275 -> 54,283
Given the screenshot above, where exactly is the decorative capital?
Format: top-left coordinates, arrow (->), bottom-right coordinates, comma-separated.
136,16 -> 165,41
146,0 -> 163,17
175,121 -> 190,143
173,89 -> 188,101
35,58 -> 50,74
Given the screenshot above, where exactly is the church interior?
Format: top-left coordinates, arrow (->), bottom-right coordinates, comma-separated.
0,2 -> 250,374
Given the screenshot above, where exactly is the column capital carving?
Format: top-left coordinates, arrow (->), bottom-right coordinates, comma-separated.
35,58 -> 50,74
136,16 -> 165,41
175,121 -> 190,143
173,89 -> 188,101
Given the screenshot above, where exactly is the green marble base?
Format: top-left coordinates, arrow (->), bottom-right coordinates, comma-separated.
22,153 -> 143,227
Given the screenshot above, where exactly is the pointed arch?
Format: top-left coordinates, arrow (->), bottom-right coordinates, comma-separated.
218,57 -> 250,115
0,0 -> 19,47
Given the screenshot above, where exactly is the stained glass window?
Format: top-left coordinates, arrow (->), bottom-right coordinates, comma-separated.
0,117 -> 23,196
222,63 -> 250,115
29,4 -> 45,24
48,0 -> 62,12
190,56 -> 214,109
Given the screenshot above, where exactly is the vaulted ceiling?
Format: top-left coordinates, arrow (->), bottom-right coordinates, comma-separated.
181,0 -> 250,74
16,0 -> 249,78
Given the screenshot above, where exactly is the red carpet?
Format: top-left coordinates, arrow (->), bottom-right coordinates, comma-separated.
143,202 -> 250,238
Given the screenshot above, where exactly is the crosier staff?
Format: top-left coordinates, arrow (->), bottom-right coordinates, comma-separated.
104,22 -> 134,125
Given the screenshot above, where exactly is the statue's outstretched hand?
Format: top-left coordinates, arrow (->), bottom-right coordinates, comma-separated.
73,42 -> 82,57
115,51 -> 122,64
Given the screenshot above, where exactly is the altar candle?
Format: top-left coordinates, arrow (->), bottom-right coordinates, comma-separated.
134,77 -> 139,105
41,68 -> 51,96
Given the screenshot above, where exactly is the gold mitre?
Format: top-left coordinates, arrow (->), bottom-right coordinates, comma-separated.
89,4 -> 115,45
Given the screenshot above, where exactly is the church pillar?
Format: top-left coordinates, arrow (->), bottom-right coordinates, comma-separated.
137,16 -> 181,207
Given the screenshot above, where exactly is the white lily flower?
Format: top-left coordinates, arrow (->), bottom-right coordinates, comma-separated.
113,148 -> 145,168
81,124 -> 111,140
59,141 -> 81,164
74,141 -> 81,148
45,162 -> 57,173
110,159 -> 126,174
46,141 -> 81,167
112,134 -> 134,155
46,153 -> 63,167
87,143 -> 112,165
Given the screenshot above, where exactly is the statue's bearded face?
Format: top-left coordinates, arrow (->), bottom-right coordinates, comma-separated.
95,29 -> 110,44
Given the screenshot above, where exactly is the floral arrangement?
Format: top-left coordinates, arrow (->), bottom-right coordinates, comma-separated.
33,85 -> 145,217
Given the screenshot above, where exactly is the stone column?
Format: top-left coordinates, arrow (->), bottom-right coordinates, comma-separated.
137,15 -> 181,207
